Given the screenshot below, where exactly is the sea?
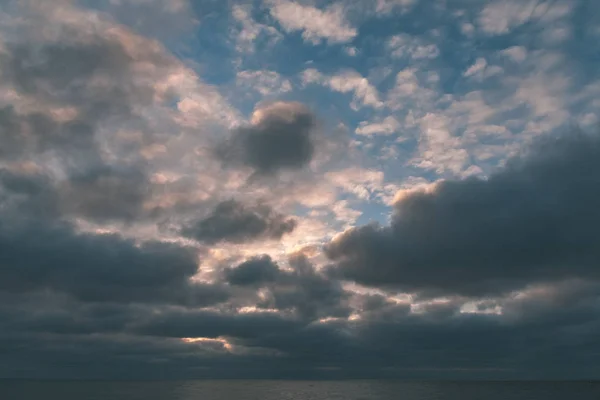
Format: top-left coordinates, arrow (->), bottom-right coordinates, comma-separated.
1,380 -> 599,400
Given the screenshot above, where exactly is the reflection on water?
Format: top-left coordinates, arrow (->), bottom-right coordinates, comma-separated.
0,380 -> 599,400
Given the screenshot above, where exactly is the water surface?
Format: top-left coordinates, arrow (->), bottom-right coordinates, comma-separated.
1,380 -> 598,400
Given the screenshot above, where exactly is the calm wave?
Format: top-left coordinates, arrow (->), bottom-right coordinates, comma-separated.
1,380 -> 599,400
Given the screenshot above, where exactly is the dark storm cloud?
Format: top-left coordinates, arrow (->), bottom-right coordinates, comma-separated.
182,199 -> 297,244
0,168 -> 60,219
228,254 -> 351,320
0,220 -> 229,306
215,102 -> 316,175
326,132 -> 600,296
2,279 -> 600,380
131,308 -> 301,340
257,254 -> 350,320
0,170 -> 226,306
224,255 -> 283,286
222,253 -> 350,319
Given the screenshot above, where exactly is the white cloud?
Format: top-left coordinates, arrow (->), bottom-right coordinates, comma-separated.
478,0 -> 573,35
236,70 -> 292,96
460,22 -> 475,37
412,113 -> 469,175
355,116 -> 400,136
513,73 -> 571,132
326,167 -> 385,201
332,200 -> 362,225
232,4 -> 282,53
478,0 -> 538,35
464,58 -> 487,77
344,46 -> 358,56
386,68 -> 437,112
387,34 -> 439,60
266,0 -> 357,45
302,68 -> 383,110
375,0 -> 416,15
500,46 -> 528,63
463,57 -> 504,81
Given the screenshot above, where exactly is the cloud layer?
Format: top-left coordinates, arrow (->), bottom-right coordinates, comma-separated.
0,0 -> 599,380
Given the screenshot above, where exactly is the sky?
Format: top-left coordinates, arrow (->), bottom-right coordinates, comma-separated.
1,0 -> 600,380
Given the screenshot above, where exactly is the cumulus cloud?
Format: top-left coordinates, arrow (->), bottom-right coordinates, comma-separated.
231,4 -> 283,53
0,172 -> 226,306
477,0 -> 573,35
224,255 -> 283,286
302,68 -> 383,110
266,0 -> 357,44
182,200 -> 297,244
375,0 -> 416,15
326,132 -> 600,296
355,116 -> 400,136
58,166 -> 150,222
215,102 -> 316,175
386,34 -> 439,61
236,70 -> 292,96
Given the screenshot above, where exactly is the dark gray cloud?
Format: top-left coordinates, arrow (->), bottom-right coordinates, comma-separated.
261,254 -> 350,320
216,102 -> 316,175
0,168 -> 60,220
59,165 -> 150,222
131,308 -> 301,340
182,199 -> 297,244
0,169 -> 226,307
224,255 -> 283,286
0,105 -> 98,165
220,253 -> 351,319
1,37 -> 168,123
326,132 -> 600,296
220,254 -> 350,319
0,162 -> 150,224
5,277 -> 597,380
0,220 -> 228,306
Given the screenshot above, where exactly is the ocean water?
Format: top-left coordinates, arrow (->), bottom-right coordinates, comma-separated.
1,380 -> 599,400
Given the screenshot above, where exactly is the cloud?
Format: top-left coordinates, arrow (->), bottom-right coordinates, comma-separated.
130,307 -> 301,341
0,216 -> 227,307
477,0 -> 538,35
182,200 -> 297,244
355,116 -> 400,136
375,0 -> 416,15
326,132 -> 600,296
215,102 -> 316,175
236,70 -> 292,96
224,255 -> 283,286
411,113 -> 470,175
266,0 -> 357,45
58,166 -> 149,222
1,0 -> 600,381
255,254 -> 351,320
89,0 -> 197,39
477,0 -> 573,35
500,46 -> 528,63
386,34 -> 439,60
302,68 -> 383,110
231,4 -> 282,53
326,167 -> 385,200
